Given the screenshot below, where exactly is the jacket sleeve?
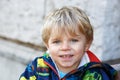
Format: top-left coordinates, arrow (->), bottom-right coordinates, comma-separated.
19,58 -> 37,80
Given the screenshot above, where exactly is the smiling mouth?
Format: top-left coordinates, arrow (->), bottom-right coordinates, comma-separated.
59,55 -> 73,58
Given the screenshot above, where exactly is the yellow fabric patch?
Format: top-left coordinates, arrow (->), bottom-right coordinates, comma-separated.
20,76 -> 27,80
37,58 -> 48,68
30,76 -> 36,80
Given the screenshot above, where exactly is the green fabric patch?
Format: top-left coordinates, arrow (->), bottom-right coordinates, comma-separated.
83,70 -> 102,80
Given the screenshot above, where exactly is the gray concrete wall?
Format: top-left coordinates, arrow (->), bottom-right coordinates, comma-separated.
0,39 -> 42,80
0,56 -> 25,80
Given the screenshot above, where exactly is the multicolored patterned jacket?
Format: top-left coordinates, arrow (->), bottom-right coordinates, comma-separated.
19,51 -> 118,80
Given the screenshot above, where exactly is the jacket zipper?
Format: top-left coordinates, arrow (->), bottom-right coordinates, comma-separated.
44,61 -> 61,80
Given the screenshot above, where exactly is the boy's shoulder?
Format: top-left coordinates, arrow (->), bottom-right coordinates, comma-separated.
19,53 -> 51,80
81,62 -> 117,80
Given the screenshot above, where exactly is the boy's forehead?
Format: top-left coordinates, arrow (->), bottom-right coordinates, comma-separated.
50,27 -> 83,38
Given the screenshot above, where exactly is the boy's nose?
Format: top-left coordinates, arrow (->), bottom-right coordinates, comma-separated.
60,42 -> 70,51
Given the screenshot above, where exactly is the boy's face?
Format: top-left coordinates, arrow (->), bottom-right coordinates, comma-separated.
46,31 -> 90,72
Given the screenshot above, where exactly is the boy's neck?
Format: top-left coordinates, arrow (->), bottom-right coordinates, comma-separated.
56,61 -> 80,73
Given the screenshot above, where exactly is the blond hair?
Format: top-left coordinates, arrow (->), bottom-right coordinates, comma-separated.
42,6 -> 93,45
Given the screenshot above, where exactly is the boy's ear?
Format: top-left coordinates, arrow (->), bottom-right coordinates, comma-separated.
85,42 -> 92,51
44,43 -> 49,49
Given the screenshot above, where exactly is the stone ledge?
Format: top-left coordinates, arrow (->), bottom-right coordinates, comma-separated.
112,64 -> 120,71
0,36 -> 47,51
0,39 -> 43,65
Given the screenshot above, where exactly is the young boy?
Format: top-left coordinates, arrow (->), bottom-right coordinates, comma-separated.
19,6 -> 119,80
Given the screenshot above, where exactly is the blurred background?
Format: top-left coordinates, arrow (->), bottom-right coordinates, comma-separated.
0,0 -> 120,80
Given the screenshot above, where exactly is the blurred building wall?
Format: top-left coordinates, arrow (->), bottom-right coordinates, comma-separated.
0,0 -> 120,80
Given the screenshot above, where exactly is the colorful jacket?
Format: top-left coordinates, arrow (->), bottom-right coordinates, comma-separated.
19,51 -> 118,80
